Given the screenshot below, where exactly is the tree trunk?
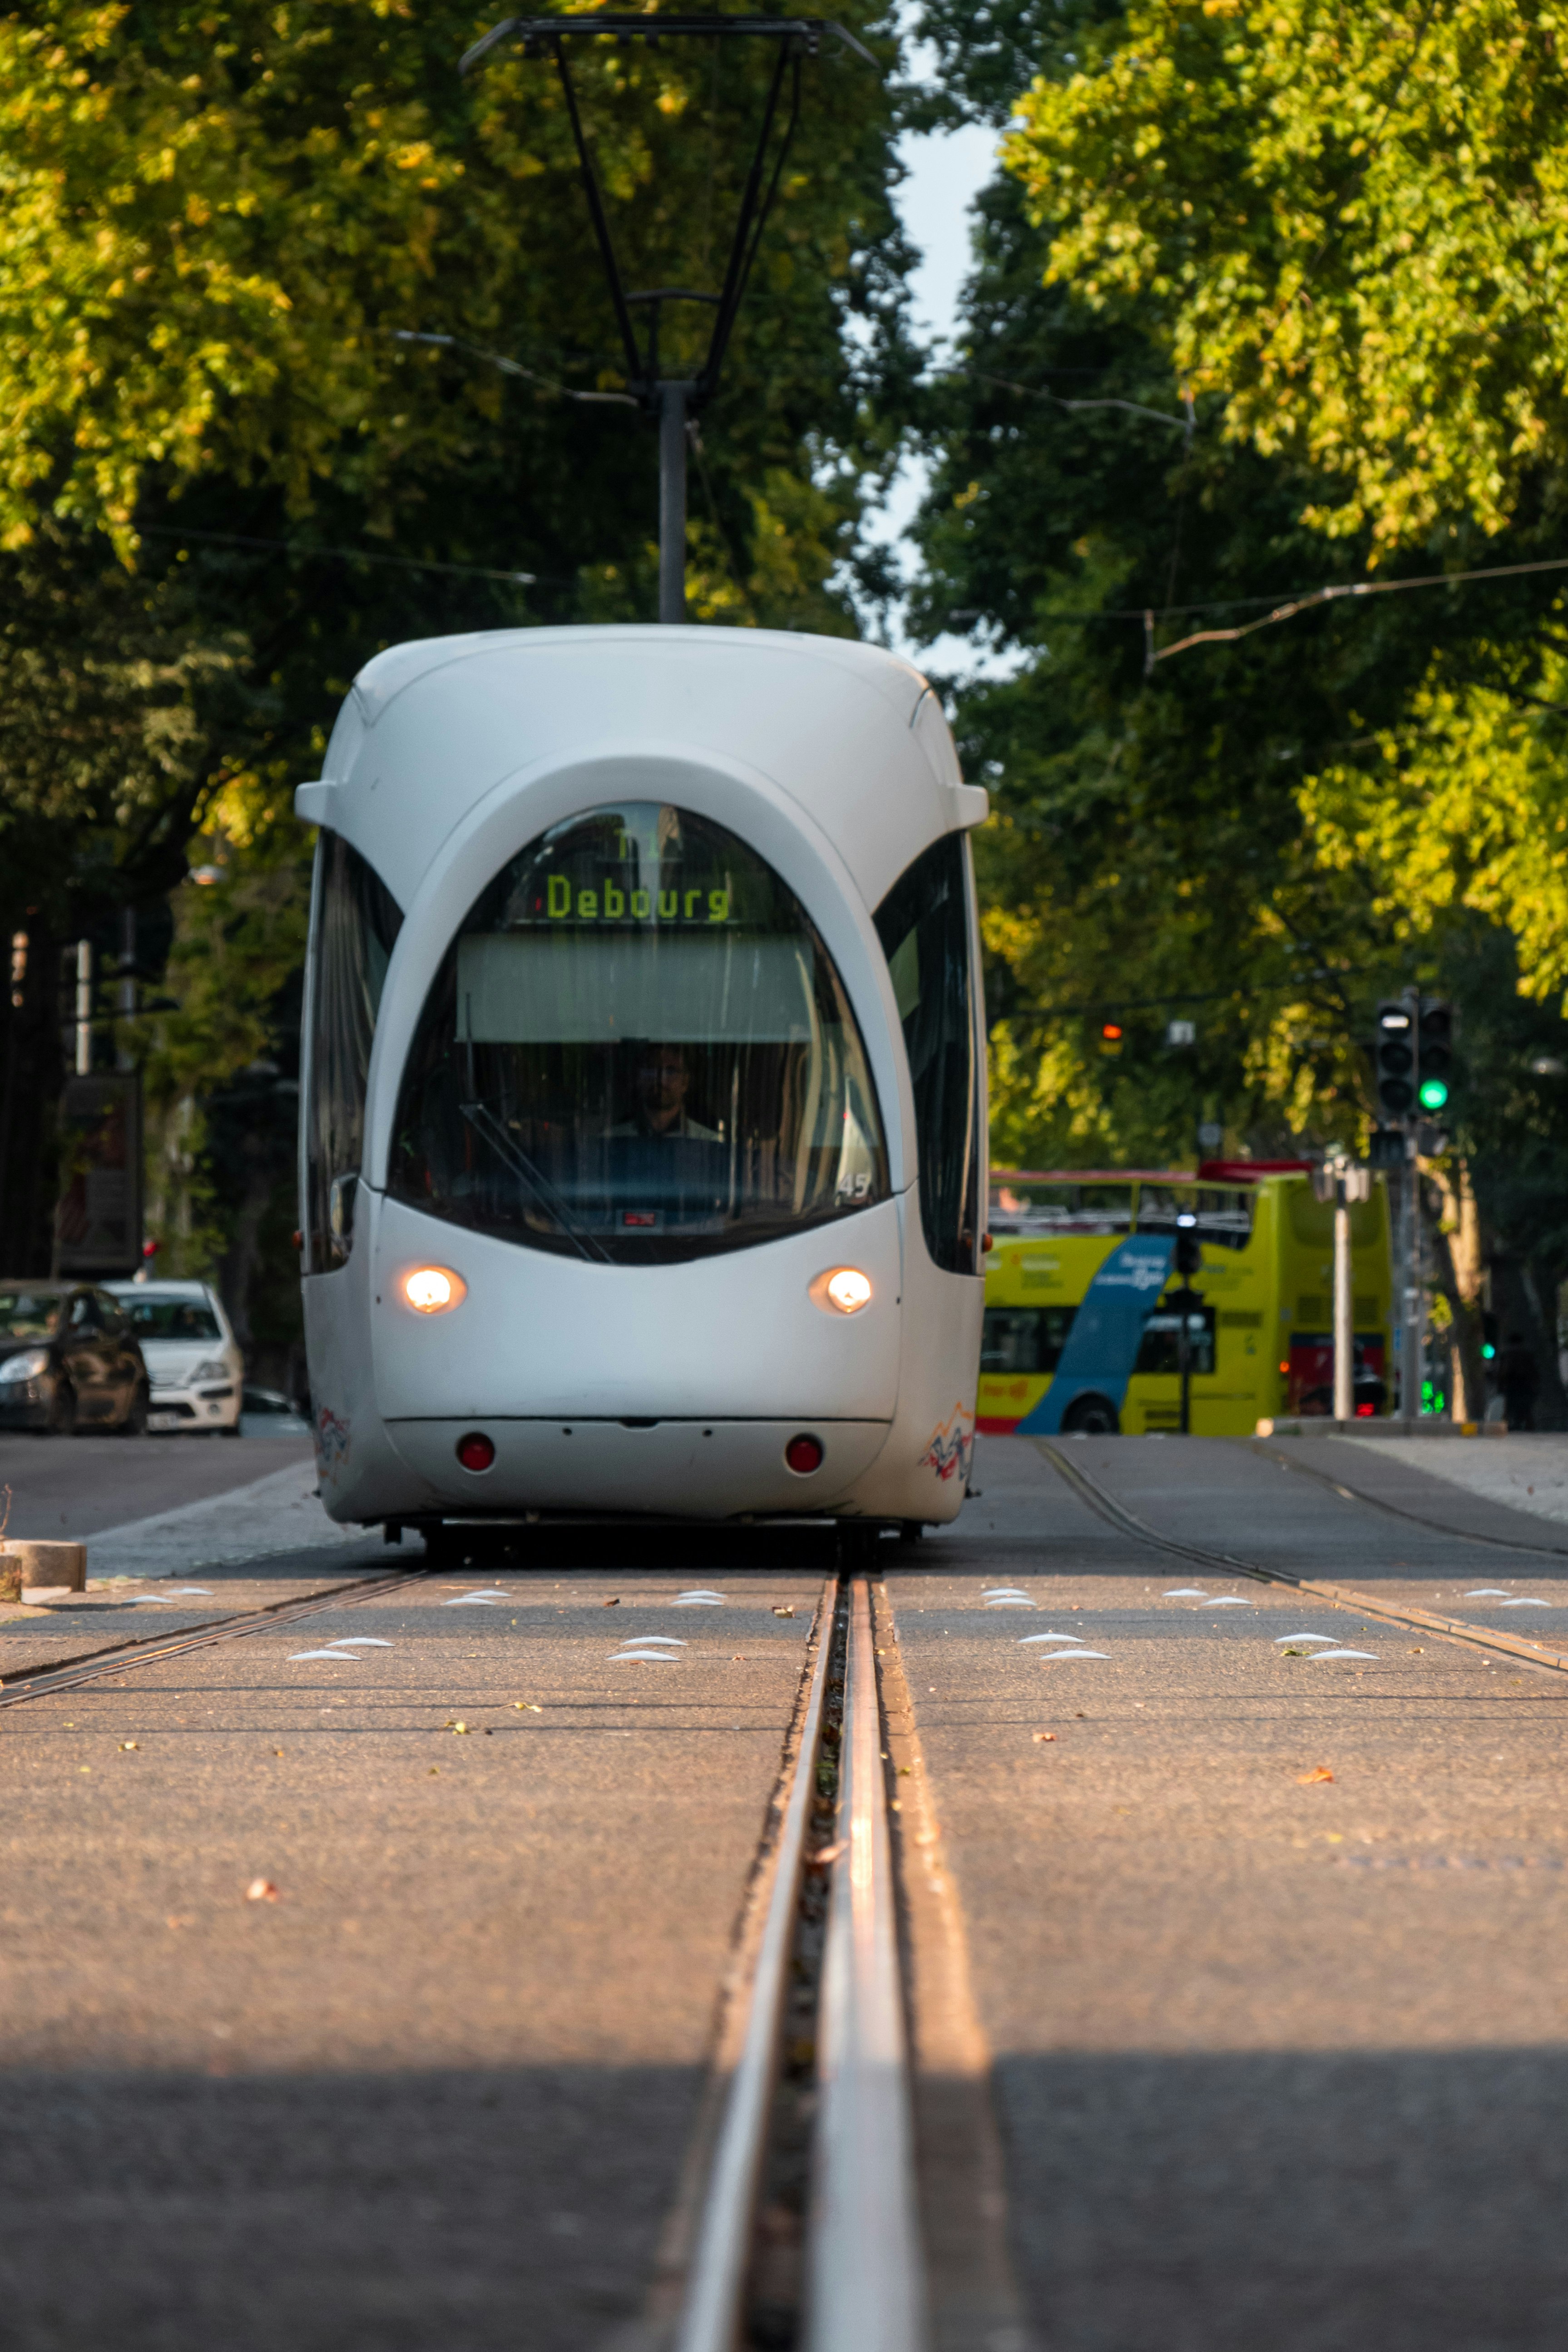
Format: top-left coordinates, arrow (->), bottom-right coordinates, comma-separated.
0,922 -> 64,1275
1425,1153 -> 1488,1422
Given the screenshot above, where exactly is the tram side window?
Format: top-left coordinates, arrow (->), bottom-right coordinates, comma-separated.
305,832 -> 403,1268
981,1306 -> 1077,1375
874,833 -> 980,1275
388,801 -> 889,1266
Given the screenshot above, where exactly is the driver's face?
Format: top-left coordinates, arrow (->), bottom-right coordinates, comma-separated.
636,1050 -> 689,1131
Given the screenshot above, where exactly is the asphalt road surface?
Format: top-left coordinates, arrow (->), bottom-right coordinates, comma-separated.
895,1434 -> 1568,2352
0,1428 -> 315,1541
3,1432 -> 1567,2348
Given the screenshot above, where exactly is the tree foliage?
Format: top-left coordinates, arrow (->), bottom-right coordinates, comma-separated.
900,3 -> 1568,1403
1005,0 -> 1568,552
0,0 -> 910,1292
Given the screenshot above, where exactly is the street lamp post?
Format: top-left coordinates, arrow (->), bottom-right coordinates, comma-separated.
460,14 -> 875,623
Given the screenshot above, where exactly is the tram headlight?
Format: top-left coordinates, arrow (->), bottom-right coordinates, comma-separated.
810,1266 -> 873,1317
402,1266 -> 467,1314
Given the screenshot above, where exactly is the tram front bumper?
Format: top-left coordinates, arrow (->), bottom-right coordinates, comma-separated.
383,1416 -> 893,1520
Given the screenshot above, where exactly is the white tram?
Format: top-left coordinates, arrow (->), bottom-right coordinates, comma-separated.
295,626 -> 988,1552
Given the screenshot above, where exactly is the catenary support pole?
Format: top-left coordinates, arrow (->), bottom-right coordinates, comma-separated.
1333,1168 -> 1354,1423
659,380 -> 692,624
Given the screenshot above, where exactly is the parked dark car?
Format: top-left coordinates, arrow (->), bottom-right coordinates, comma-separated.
0,1282 -> 149,1434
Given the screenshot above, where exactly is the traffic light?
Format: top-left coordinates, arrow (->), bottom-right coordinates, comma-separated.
1099,1021 -> 1124,1056
1417,999 -> 1453,1112
1173,1211 -> 1202,1277
1373,1001 -> 1416,1117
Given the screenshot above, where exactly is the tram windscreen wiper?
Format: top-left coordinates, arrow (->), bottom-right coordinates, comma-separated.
457,1100 -> 613,1266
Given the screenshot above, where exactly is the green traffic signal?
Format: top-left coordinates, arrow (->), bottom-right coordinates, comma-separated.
1418,1077 -> 1449,1111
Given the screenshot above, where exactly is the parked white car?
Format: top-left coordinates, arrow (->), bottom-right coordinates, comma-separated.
104,1279 -> 244,1435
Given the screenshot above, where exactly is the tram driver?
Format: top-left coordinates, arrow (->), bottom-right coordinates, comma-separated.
609,1043 -> 721,1144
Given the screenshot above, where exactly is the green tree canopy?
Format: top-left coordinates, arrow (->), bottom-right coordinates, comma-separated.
1005,0 -> 1568,551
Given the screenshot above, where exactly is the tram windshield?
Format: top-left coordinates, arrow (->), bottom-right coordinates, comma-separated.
390,802 -> 889,1264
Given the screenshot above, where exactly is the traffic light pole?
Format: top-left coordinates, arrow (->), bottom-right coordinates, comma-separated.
1333,1166 -> 1354,1422
1400,1131 -> 1422,1421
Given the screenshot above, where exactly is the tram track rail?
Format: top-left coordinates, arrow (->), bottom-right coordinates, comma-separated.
0,1543 -> 951,2343
1039,1438 -> 1568,1679
0,1565 -> 426,1710
671,1566 -> 933,2352
1249,1433 -> 1568,1561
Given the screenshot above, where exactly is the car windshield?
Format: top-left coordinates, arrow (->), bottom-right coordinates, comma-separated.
0,1291 -> 61,1339
119,1295 -> 223,1342
391,800 -> 889,1265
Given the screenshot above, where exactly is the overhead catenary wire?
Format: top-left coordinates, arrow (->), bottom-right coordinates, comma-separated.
923,367 -> 1568,663
134,523 -> 543,587
945,549 -> 1568,667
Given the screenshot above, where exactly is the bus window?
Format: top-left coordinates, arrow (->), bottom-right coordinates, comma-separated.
1133,1303 -> 1217,1377
981,1304 -> 1077,1374
874,834 -> 980,1275
1136,1186 -> 1254,1250
391,802 -> 888,1265
989,1181 -> 1133,1235
304,831 -> 404,1269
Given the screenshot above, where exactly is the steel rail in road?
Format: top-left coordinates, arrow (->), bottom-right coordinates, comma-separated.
676,1573 -> 837,2352
1250,1434 -> 1568,1561
1039,1438 -> 1568,1679
0,1568 -> 428,1710
806,1576 -> 928,2352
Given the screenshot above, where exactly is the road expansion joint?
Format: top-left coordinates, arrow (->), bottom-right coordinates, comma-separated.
1037,1438 -> 1568,1682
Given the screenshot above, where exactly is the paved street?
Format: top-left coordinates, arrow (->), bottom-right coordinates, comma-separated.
897,1435 -> 1568,2352
2,1433 -> 1567,2346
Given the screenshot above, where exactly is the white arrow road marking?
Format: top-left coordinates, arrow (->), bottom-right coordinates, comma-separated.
1164,1587 -> 1207,1598
985,1597 -> 1036,1608
1018,1632 -> 1088,1645
611,1650 -> 678,1664
323,1636 -> 393,1648
1202,1596 -> 1253,1606
288,1647 -> 365,1662
1039,1650 -> 1111,1662
1307,1648 -> 1379,1662
1274,1633 -> 1341,1645
1465,1589 -> 1511,1599
675,1592 -> 725,1606
1500,1597 -> 1549,1607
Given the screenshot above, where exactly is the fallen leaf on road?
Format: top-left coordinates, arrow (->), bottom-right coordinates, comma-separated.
1297,1766 -> 1335,1786
773,1606 -> 795,1618
807,1842 -> 845,1868
119,1741 -> 138,1752
513,1701 -> 543,1713
246,1878 -> 279,1902
445,1720 -> 470,1734
603,1596 -> 620,1608
1033,1732 -> 1057,1743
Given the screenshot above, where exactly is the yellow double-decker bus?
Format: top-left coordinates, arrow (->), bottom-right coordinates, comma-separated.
979,1164 -> 1395,1437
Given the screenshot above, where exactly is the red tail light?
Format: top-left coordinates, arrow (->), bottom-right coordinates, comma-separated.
785,1433 -> 824,1475
456,1432 -> 495,1472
